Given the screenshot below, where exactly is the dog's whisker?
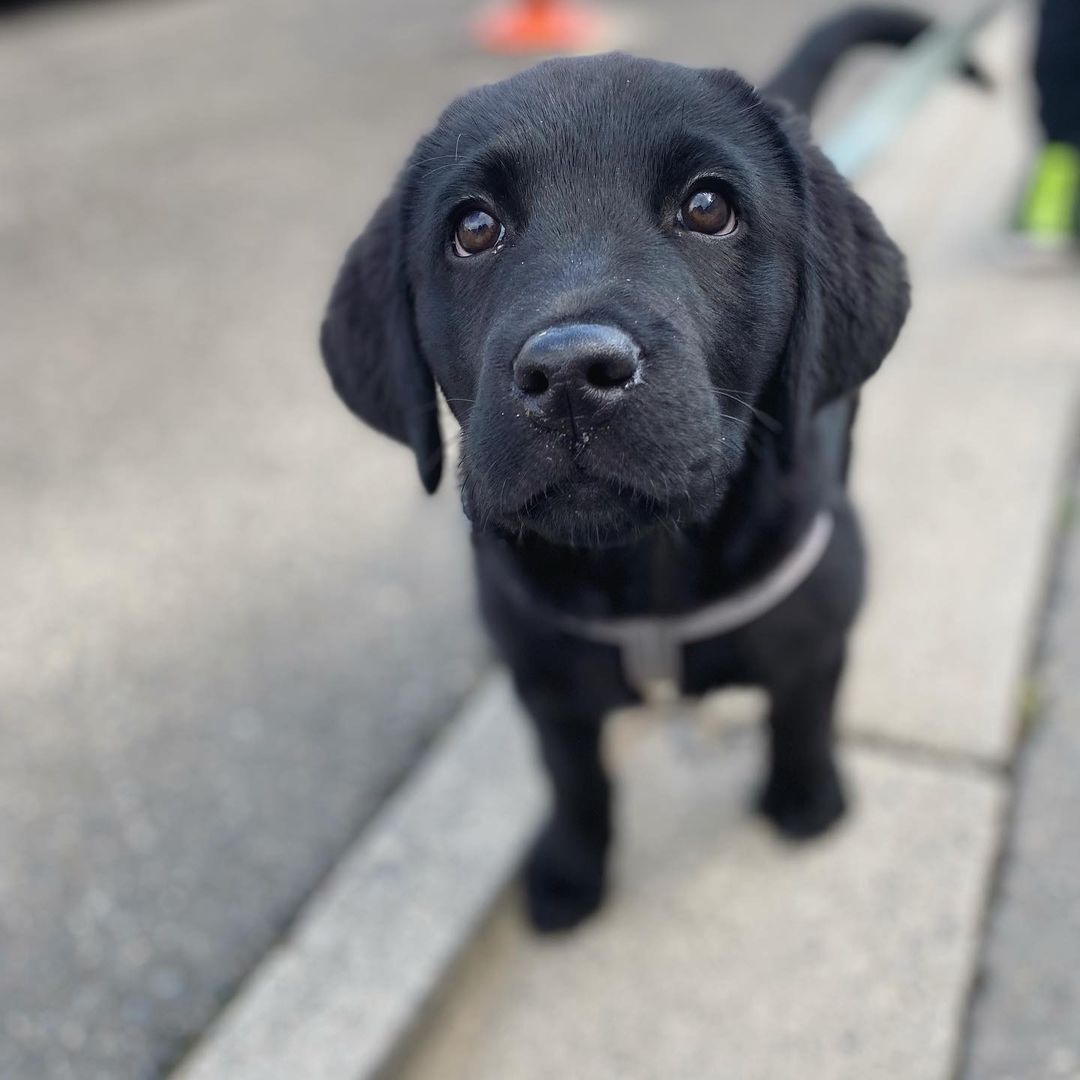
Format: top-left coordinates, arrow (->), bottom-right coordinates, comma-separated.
709,388 -> 783,432
715,410 -> 755,428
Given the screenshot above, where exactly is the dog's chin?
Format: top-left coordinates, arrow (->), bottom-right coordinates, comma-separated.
493,477 -> 684,549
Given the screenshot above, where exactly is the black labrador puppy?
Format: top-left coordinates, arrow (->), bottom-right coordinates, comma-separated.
322,8 -> 917,931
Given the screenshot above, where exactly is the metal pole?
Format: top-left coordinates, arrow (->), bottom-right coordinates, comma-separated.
823,0 -> 1010,179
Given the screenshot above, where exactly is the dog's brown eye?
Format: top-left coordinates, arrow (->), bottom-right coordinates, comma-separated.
453,208 -> 504,256
679,187 -> 736,236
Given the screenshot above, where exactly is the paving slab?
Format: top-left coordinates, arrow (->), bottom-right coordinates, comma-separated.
399,724 -> 1004,1080
839,8 -> 1080,763
843,351 -> 1077,762
962,462 -> 1080,1080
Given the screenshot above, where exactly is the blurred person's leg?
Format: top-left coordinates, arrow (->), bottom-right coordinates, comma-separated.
1017,0 -> 1080,246
1035,0 -> 1080,146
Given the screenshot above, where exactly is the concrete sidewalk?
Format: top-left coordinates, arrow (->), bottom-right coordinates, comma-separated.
397,12 -> 1080,1079
175,8 -> 1080,1078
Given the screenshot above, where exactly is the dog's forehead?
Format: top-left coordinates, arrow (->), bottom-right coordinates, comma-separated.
427,54 -> 765,178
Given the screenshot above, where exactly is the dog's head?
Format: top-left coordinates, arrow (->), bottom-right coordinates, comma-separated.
322,54 -> 908,546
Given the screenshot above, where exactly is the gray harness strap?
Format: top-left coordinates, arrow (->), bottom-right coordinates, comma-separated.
546,511 -> 835,703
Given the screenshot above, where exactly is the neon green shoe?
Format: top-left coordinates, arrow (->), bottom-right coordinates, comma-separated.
1015,142 -> 1080,250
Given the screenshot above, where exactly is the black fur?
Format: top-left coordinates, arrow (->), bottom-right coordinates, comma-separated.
322,8 -> 913,932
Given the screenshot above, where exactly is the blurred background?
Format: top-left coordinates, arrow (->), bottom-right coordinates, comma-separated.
2,1 -> 1077,1079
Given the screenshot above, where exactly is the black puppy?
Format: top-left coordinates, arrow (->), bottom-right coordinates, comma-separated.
322,8 -> 915,931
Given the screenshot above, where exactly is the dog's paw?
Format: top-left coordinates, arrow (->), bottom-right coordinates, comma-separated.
524,823 -> 607,933
758,763 -> 848,840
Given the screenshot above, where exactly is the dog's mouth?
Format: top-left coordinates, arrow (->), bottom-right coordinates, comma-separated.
464,412 -> 739,547
496,473 -> 677,547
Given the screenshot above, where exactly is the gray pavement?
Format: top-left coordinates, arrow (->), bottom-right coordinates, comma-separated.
3,0 -> 979,1077
0,3 -> 501,1078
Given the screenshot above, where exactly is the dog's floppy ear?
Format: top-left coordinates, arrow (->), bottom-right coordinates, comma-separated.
770,113 -> 910,459
320,189 -> 443,493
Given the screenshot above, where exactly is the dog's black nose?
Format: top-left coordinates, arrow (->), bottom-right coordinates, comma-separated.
513,324 -> 642,419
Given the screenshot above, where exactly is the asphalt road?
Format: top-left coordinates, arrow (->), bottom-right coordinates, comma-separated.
0,0 -> 971,1077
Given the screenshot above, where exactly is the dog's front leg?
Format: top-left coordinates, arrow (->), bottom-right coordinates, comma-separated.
759,648 -> 848,839
517,681 -> 611,933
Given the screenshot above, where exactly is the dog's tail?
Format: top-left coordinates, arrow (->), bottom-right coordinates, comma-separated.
763,5 -> 986,116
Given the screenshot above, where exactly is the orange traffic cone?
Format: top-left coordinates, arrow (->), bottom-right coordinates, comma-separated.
472,0 -> 603,54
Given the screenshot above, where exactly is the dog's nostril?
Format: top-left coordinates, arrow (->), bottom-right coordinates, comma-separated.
518,367 -> 550,396
586,358 -> 635,390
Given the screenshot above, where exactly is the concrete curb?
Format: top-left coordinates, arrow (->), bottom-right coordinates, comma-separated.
172,674 -> 543,1080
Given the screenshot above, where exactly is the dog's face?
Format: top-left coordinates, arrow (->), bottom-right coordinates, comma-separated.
411,58 -> 799,545
323,54 -> 907,547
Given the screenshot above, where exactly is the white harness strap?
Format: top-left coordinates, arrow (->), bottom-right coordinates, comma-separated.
548,511 -> 835,703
